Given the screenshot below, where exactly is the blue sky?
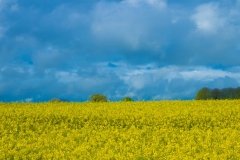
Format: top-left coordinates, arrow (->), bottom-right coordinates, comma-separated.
0,0 -> 240,102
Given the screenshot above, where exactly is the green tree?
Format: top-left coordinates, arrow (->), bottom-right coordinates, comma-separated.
236,87 -> 240,99
49,98 -> 61,102
49,98 -> 69,102
221,88 -> 236,99
195,87 -> 212,100
122,97 -> 133,102
211,88 -> 221,100
90,94 -> 107,102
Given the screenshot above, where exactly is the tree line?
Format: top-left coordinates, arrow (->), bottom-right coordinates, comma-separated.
49,94 -> 133,102
196,87 -> 240,100
49,88 -> 240,102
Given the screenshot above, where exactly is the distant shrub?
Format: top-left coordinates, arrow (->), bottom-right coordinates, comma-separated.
90,94 -> 107,102
49,98 -> 69,102
195,87 -> 212,100
196,87 -> 240,100
236,87 -> 240,99
49,98 -> 61,102
211,88 -> 221,100
122,97 -> 133,102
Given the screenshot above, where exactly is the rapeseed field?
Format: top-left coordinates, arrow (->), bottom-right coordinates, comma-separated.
0,100 -> 240,159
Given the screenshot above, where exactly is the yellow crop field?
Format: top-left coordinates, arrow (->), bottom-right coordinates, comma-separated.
0,100 -> 240,159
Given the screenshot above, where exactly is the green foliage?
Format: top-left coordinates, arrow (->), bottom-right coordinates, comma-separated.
236,87 -> 240,99
49,98 -> 69,102
49,98 -> 61,102
195,87 -> 211,100
221,88 -> 236,99
122,97 -> 133,102
211,88 -> 221,100
90,94 -> 107,102
196,87 -> 240,100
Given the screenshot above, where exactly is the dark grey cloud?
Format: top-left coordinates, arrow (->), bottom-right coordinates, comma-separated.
0,0 -> 240,101
88,0 -> 240,66
0,64 -> 240,101
2,0 -> 240,67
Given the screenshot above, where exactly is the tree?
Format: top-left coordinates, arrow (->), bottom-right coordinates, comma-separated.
90,94 -> 107,102
221,88 -> 236,99
122,97 -> 133,102
49,98 -> 61,102
195,87 -> 211,100
49,98 -> 69,102
236,87 -> 240,99
211,88 -> 221,100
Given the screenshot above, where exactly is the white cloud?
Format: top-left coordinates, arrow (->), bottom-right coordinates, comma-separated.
0,26 -> 7,38
0,0 -> 18,12
0,0 -> 17,39
191,3 -> 225,33
25,98 -> 33,102
39,4 -> 88,33
91,0 -> 169,50
10,4 -> 19,12
55,71 -> 79,83
1,62 -> 240,101
91,63 -> 240,90
179,67 -> 240,82
128,73 -> 154,89
124,0 -> 167,9
91,2 -> 143,49
0,0 -> 10,11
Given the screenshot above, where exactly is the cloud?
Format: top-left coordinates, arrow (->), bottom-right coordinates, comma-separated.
25,98 -> 33,102
2,0 -> 239,67
190,3 -> 224,33
0,0 -> 15,11
91,0 -> 170,55
0,0 -> 240,101
0,0 -> 17,39
124,0 -> 167,9
0,63 -> 240,101
0,26 -> 7,39
210,76 -> 239,89
177,1 -> 240,67
115,65 -> 240,100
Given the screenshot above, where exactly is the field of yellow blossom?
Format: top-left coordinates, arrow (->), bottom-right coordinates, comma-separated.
0,100 -> 240,159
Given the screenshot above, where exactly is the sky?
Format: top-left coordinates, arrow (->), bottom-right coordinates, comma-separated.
0,0 -> 240,102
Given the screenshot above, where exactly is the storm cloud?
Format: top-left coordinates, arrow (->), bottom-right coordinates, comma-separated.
0,0 -> 240,102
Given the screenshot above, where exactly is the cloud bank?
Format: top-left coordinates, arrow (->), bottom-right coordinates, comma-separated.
0,0 -> 240,101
